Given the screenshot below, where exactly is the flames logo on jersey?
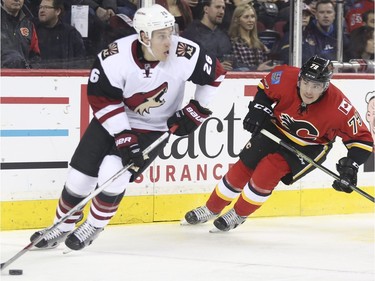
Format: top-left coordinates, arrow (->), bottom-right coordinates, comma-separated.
101,43 -> 119,60
176,42 -> 196,59
280,113 -> 319,140
124,82 -> 168,115
20,27 -> 30,37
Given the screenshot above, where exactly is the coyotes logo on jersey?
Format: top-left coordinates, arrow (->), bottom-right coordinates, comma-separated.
124,82 -> 168,115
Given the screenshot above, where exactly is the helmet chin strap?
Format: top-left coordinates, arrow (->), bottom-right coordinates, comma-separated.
139,36 -> 158,61
146,46 -> 158,60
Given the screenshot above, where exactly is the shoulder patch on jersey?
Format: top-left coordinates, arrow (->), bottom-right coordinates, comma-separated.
101,42 -> 119,60
176,42 -> 196,59
338,98 -> 353,115
271,71 -> 282,84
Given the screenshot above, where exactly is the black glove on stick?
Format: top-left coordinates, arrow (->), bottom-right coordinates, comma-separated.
332,157 -> 359,193
167,99 -> 212,136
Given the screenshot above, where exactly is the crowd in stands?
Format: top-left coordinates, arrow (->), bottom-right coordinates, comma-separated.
1,0 -> 374,71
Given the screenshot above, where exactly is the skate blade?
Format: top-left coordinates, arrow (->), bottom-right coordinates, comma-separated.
30,246 -> 57,251
62,247 -> 73,254
209,227 -> 222,233
180,219 -> 191,226
30,243 -> 60,251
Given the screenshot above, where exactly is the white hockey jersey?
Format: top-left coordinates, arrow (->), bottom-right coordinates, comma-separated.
87,34 -> 226,136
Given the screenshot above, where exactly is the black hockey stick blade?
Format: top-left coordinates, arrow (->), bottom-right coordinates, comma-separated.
260,129 -> 375,203
0,126 -> 177,271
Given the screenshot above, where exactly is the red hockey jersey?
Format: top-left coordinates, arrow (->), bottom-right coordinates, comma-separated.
259,65 -> 373,164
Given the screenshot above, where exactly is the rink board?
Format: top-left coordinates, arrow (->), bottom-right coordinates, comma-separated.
1,70 -> 374,230
1,187 -> 374,230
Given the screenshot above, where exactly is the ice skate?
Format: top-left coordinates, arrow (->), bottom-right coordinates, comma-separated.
210,208 -> 247,232
181,206 -> 219,225
65,221 -> 104,251
30,228 -> 70,249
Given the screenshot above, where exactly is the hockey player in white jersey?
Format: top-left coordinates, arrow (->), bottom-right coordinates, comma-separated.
30,4 -> 226,251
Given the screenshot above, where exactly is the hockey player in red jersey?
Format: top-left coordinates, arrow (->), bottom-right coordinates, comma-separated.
183,55 -> 373,232
30,4 -> 226,250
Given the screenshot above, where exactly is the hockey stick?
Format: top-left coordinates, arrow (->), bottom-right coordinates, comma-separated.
260,129 -> 375,203
0,126 -> 177,271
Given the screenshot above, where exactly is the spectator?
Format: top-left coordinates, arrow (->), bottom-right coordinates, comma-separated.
82,0 -> 116,21
186,0 -> 202,20
303,0 -> 349,62
228,3 -> 274,71
305,0 -> 318,15
347,26 -> 374,60
106,13 -> 136,42
275,0 -> 291,22
253,0 -> 279,30
276,3 -> 314,64
182,0 -> 231,64
116,0 -> 137,18
345,0 -> 374,33
34,0 -> 87,69
218,0 -> 235,32
1,0 -> 40,68
23,0 -> 39,18
156,0 -> 193,33
62,1 -> 117,57
362,8 -> 375,28
187,0 -> 240,23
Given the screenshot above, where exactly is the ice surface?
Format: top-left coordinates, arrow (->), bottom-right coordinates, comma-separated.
0,213 -> 374,281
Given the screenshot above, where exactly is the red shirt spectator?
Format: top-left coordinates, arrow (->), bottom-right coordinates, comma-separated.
345,0 -> 374,33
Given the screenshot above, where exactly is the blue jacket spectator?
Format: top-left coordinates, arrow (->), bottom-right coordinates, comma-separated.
303,0 -> 349,62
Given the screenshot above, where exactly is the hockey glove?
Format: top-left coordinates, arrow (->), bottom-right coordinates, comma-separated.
332,157 -> 359,193
243,101 -> 273,135
167,99 -> 212,136
114,130 -> 145,169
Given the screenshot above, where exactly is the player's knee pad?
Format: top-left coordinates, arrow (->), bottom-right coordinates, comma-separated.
225,160 -> 254,190
98,155 -> 131,195
251,153 -> 291,192
65,167 -> 98,197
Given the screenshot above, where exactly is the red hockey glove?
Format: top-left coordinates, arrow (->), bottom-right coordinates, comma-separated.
167,99 -> 212,136
332,157 -> 358,193
243,101 -> 273,135
114,130 -> 145,169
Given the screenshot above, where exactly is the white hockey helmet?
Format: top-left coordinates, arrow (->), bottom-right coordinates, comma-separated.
133,4 -> 175,40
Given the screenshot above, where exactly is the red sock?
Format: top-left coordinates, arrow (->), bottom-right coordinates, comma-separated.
234,183 -> 271,217
206,160 -> 253,214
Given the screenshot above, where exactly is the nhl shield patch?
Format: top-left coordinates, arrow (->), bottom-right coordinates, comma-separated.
271,71 -> 282,84
101,43 -> 119,60
176,42 -> 196,59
